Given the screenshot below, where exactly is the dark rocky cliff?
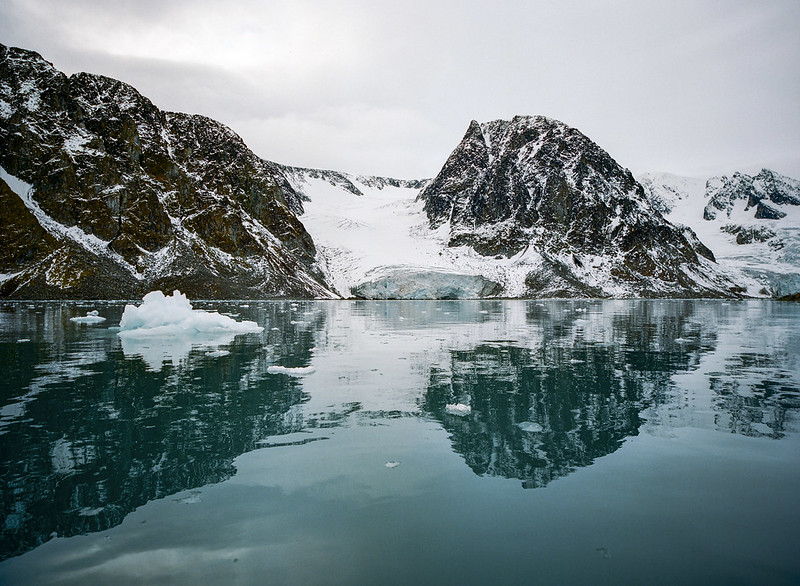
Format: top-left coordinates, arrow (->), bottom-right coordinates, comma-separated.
418,116 -> 742,297
0,44 -> 333,299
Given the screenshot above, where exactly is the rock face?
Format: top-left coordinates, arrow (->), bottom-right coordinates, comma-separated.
703,169 -> 800,221
0,44 -> 333,299
418,116 -> 743,297
640,169 -> 800,297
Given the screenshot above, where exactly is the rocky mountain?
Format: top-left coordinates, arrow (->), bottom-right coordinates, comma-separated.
417,116 -> 744,298
0,43 -> 334,299
0,42 -> 776,300
639,170 -> 800,297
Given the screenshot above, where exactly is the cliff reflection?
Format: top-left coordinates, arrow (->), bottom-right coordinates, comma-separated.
423,300 -> 800,487
0,302 -> 320,561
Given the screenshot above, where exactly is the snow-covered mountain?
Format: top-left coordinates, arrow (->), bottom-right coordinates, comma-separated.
0,43 -> 333,299
639,170 -> 800,297
413,116 -> 745,298
3,41 -> 792,300
281,117 -> 744,299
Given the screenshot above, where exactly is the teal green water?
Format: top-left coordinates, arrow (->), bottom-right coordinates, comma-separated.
1,299 -> 799,585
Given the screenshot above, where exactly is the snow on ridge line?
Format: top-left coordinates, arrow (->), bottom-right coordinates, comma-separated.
118,290 -> 263,337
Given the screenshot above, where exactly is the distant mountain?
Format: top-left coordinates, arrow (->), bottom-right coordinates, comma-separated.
417,116 -> 743,298
0,43 -> 334,299
1,42 -> 782,300
639,170 -> 800,297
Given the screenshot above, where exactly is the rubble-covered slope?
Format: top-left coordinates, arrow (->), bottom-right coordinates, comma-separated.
640,169 -> 800,296
418,116 -> 744,298
0,44 -> 333,299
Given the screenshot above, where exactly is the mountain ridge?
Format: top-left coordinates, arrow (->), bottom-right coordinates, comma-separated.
2,42 -> 797,299
0,43 -> 333,299
416,115 -> 743,298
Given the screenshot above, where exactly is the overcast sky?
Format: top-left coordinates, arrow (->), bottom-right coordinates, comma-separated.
2,0 -> 799,179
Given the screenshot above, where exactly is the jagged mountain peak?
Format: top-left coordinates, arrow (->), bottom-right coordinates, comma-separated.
417,115 -> 741,298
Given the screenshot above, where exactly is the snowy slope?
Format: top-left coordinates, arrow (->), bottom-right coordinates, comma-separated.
639,170 -> 800,296
285,160 -> 744,300
282,168 -> 557,298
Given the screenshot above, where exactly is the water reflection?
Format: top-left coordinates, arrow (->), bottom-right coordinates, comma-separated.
0,299 -> 798,561
0,302 -> 319,560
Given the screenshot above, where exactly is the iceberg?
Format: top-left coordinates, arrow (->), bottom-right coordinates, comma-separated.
118,290 -> 262,371
445,403 -> 472,416
119,290 -> 262,336
70,310 -> 106,324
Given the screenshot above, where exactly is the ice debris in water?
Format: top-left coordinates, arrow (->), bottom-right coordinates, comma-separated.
205,349 -> 230,358
70,309 -> 106,324
118,290 -> 262,337
266,365 -> 316,376
445,403 -> 471,416
517,421 -> 544,433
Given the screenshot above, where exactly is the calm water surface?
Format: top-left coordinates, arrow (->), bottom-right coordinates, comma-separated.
0,299 -> 799,585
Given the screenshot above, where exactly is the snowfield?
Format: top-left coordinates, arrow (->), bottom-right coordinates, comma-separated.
286,170 -> 578,298
639,171 -> 800,297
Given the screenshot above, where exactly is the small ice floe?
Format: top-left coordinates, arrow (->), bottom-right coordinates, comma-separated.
175,490 -> 201,504
70,310 -> 106,324
517,421 -> 543,433
117,290 -> 262,371
205,349 -> 230,358
267,365 -> 316,377
385,461 -> 401,469
445,403 -> 471,416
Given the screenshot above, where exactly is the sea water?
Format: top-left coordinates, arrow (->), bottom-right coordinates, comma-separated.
1,299 -> 799,585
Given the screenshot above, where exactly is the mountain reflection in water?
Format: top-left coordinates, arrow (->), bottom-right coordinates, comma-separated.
1,299 -> 798,562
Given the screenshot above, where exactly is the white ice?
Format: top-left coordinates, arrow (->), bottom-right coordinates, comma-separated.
445,403 -> 472,416
266,365 -> 316,377
118,290 -> 262,371
119,290 -> 262,337
70,310 -> 106,324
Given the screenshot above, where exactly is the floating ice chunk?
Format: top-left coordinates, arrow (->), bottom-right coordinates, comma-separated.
118,290 -> 261,371
445,403 -> 471,416
385,461 -> 401,468
205,349 -> 230,358
517,421 -> 544,433
267,365 -> 316,376
119,290 -> 262,337
70,310 -> 106,324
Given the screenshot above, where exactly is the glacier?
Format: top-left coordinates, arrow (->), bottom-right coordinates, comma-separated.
639,170 -> 800,297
